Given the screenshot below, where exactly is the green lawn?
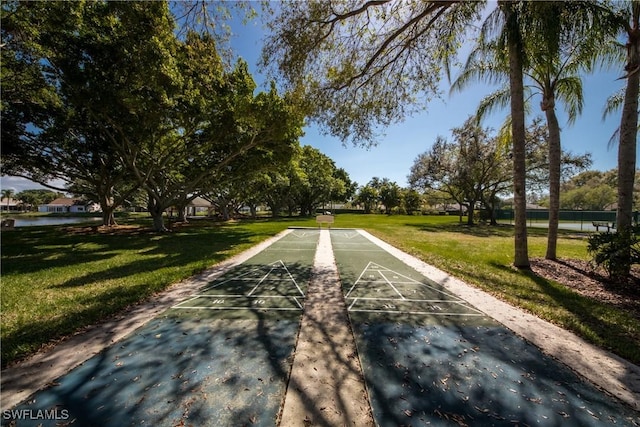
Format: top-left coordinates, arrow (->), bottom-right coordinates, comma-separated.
1,213 -> 638,367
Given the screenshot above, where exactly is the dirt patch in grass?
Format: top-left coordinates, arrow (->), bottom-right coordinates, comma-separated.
530,258 -> 640,320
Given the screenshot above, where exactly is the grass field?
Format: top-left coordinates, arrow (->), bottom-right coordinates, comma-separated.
1,213 -> 638,367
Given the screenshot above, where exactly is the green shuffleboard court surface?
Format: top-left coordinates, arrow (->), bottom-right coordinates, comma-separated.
169,228 -> 318,320
330,229 -> 638,426
330,229 -> 490,326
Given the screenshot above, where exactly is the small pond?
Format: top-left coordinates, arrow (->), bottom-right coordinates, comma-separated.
4,216 -> 102,227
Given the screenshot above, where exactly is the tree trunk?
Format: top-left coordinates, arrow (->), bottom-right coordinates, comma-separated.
177,208 -> 188,223
102,208 -> 117,227
147,194 -> 167,232
544,95 -> 561,260
268,201 -> 282,217
221,205 -> 230,221
617,27 -> 640,234
98,193 -> 117,227
502,0 -> 530,268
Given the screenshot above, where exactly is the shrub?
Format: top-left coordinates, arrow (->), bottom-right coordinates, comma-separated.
587,226 -> 640,282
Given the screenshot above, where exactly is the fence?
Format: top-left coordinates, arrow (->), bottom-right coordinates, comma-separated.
495,210 -> 639,232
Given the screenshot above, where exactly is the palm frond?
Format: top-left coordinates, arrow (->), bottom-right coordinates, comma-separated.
555,76 -> 584,124
602,89 -> 625,120
607,126 -> 621,150
476,87 -> 512,122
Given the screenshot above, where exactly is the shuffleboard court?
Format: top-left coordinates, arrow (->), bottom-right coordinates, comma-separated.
330,229 -> 639,426
169,228 -> 318,320
3,229 -> 319,427
331,229 -> 488,326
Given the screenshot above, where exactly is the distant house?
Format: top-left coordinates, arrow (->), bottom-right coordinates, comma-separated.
0,197 -> 23,212
38,198 -> 100,213
526,203 -> 548,210
185,197 -> 214,217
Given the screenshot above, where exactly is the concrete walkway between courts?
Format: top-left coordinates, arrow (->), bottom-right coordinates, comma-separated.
279,229 -> 373,426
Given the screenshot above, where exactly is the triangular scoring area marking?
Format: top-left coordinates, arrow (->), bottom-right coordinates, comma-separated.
340,231 -> 360,239
201,260 -> 304,297
290,230 -> 318,238
346,262 -> 462,301
248,259 -> 305,297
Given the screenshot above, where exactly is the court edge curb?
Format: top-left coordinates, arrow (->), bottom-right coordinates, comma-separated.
0,228 -> 294,410
357,229 -> 640,413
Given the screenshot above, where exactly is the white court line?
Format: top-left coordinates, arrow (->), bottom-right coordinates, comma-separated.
172,294 -> 305,311
348,308 -> 485,316
290,230 -> 320,238
200,266 -> 267,292
172,306 -> 301,311
347,297 -> 457,303
185,294 -> 298,299
345,261 -> 373,298
379,270 -> 406,300
241,259 -> 305,297
281,259 -> 306,297
348,261 -> 463,301
200,260 -> 304,296
345,298 -> 486,315
264,248 -> 317,251
247,267 -> 275,296
171,295 -> 200,308
333,249 -> 385,252
371,263 -> 470,302
182,259 -> 305,310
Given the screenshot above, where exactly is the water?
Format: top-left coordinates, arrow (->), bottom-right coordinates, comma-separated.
4,216 -> 102,227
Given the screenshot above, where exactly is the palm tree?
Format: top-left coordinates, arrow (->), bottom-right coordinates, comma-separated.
613,2 -> 640,234
1,189 -> 15,211
460,1 -> 530,267
460,0 -> 530,267
454,2 -> 609,261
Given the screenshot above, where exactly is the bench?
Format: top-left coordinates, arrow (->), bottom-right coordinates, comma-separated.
316,214 -> 334,228
592,221 -> 615,232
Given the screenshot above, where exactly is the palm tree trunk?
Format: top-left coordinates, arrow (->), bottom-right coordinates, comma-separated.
502,0 -> 530,268
617,28 -> 640,233
544,96 -> 561,260
612,13 -> 640,278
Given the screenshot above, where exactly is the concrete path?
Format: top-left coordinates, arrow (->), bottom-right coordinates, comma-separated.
279,229 -> 373,426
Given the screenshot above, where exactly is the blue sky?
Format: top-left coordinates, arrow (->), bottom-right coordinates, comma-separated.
1,3 -> 634,193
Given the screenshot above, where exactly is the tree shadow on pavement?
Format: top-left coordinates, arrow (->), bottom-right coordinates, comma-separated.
352,319 -> 638,426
